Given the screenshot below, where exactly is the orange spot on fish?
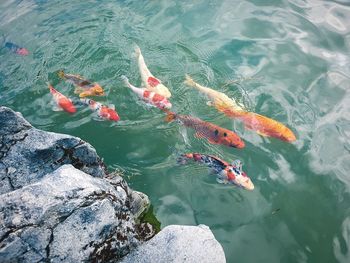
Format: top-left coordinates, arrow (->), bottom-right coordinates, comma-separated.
147,77 -> 160,87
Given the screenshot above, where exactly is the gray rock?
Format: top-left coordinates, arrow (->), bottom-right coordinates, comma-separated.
0,106 -> 106,194
0,165 -> 149,262
121,225 -> 226,263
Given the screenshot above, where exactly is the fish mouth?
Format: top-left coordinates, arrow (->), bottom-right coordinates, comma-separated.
242,180 -> 254,190
231,141 -> 245,149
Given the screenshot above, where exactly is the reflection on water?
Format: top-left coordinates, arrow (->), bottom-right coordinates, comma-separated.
1,0 -> 350,262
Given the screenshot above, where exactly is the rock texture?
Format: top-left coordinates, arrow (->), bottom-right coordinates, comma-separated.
121,225 -> 226,263
0,106 -> 226,263
0,107 -> 152,262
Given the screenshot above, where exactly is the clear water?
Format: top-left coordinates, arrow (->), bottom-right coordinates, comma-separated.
1,0 -> 350,262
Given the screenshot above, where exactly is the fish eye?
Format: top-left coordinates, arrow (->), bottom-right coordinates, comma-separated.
223,132 -> 227,137
214,130 -> 219,136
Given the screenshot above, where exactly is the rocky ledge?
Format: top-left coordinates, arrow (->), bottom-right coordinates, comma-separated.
0,106 -> 226,263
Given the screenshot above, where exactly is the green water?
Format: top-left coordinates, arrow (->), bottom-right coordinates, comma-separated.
1,0 -> 350,262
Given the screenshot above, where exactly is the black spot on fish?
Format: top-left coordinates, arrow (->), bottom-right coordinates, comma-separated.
214,130 -> 219,136
223,132 -> 227,137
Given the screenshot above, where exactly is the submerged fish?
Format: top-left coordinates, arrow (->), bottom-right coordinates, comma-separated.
185,75 -> 296,142
178,153 -> 254,190
217,106 -> 296,142
58,70 -> 105,97
80,98 -> 119,121
5,42 -> 29,56
48,83 -> 76,114
184,74 -> 243,111
135,46 -> 171,98
165,111 -> 244,148
121,75 -> 172,110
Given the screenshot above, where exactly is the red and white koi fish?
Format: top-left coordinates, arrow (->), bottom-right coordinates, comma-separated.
48,83 -> 76,114
121,75 -> 172,110
58,70 -> 105,98
80,98 -> 119,121
135,46 -> 171,98
178,153 -> 254,190
165,111 -> 244,148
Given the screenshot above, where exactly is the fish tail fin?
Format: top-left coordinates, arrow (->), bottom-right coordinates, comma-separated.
120,75 -> 130,87
57,70 -> 65,79
134,45 -> 141,57
184,74 -> 197,87
164,111 -> 176,122
177,153 -> 193,165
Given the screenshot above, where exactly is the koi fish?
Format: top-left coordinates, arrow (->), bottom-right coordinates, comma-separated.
184,74 -> 243,111
80,98 -> 120,121
135,46 -> 171,98
165,111 -> 244,148
178,153 -> 254,190
185,75 -> 296,142
58,70 -> 105,97
4,42 -> 29,56
48,83 -> 76,114
121,75 -> 172,110
217,106 -> 296,142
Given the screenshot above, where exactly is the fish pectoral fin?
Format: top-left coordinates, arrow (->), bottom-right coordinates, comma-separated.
194,132 -> 204,139
207,138 -> 219,145
256,130 -> 268,137
216,178 -> 228,184
52,105 -> 63,112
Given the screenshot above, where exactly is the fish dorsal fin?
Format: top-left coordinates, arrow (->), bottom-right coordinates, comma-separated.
231,160 -> 242,172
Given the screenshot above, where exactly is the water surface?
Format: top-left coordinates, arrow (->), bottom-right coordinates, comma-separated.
1,1 -> 350,262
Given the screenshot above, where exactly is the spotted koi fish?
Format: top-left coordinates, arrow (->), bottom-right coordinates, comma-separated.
178,153 -> 254,190
185,76 -> 296,142
48,83 -> 76,114
165,111 -> 244,148
217,106 -> 296,142
121,75 -> 172,110
80,98 -> 119,121
58,70 -> 105,97
135,46 -> 171,98
4,42 -> 29,56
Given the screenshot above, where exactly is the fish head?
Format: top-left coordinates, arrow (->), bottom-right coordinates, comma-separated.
59,99 -> 76,114
92,84 -> 105,96
281,129 -> 297,142
225,165 -> 254,190
215,129 -> 245,149
100,107 -> 120,122
158,100 -> 172,110
17,48 -> 29,56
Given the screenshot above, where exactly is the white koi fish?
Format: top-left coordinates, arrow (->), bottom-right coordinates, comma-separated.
135,46 -> 171,98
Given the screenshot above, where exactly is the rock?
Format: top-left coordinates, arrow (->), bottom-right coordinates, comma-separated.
0,107 -> 106,195
0,107 -> 226,262
0,107 -> 154,262
121,225 -> 226,263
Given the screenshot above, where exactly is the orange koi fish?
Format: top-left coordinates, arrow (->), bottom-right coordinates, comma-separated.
80,99 -> 120,122
121,76 -> 172,110
185,76 -> 296,142
48,83 -> 76,114
165,111 -> 244,148
217,106 -> 296,142
58,70 -> 105,98
178,153 -> 254,190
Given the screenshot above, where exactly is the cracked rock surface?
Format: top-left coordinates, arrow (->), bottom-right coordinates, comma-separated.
0,107 -> 152,262
121,225 -> 226,263
0,106 -> 226,263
